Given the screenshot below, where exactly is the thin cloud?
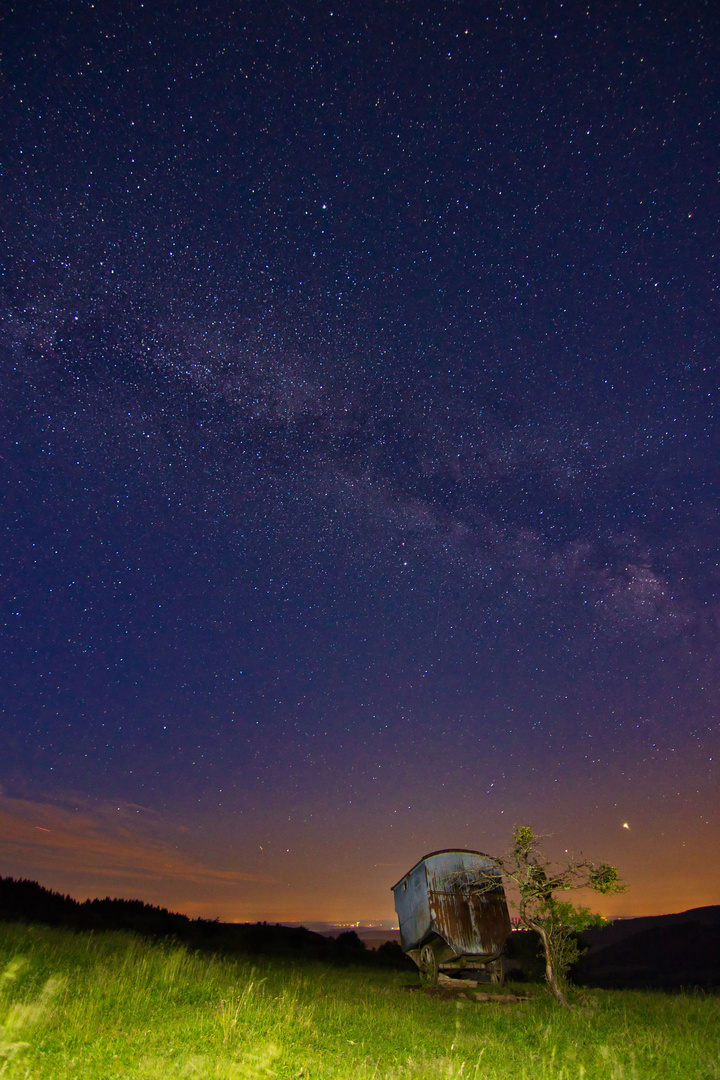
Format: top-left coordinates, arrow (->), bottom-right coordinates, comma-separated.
0,794 -> 273,892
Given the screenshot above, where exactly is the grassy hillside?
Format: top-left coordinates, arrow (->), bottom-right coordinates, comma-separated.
1,922 -> 718,1079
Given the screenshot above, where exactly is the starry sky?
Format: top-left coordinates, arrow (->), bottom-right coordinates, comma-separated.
1,0 -> 718,926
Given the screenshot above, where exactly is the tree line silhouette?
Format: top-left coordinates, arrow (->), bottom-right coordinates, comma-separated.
0,876 -> 411,968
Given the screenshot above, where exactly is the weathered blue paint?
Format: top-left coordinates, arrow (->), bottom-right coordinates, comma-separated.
391,849 -> 510,968
392,852 -> 433,953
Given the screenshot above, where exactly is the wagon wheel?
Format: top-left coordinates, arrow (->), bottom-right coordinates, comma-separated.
487,959 -> 504,986
418,944 -> 439,987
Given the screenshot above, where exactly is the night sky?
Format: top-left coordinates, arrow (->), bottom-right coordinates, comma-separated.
2,0 -> 718,926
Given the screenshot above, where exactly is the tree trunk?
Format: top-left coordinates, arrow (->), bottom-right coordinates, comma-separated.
536,924 -> 570,1008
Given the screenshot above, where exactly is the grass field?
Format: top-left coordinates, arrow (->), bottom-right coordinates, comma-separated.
1,922 -> 718,1079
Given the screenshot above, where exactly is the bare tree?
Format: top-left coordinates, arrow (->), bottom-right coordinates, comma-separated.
471,825 -> 626,1006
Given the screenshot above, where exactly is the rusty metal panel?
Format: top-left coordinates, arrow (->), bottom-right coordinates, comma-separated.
392,849 -> 511,960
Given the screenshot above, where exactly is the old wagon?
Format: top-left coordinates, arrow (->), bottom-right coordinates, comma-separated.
391,849 -> 511,985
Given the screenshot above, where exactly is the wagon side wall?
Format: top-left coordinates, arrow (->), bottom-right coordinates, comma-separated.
392,862 -> 431,953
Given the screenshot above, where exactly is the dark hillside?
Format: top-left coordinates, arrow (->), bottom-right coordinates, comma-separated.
581,906 -> 720,954
0,876 -> 408,968
575,907 -> 720,989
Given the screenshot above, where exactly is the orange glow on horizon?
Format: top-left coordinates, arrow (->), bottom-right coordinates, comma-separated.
1,793 -> 717,925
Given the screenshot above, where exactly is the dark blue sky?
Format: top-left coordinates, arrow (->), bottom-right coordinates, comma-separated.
1,0 -> 718,922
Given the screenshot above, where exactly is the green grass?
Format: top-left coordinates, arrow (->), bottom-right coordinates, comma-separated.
1,922 -> 718,1079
